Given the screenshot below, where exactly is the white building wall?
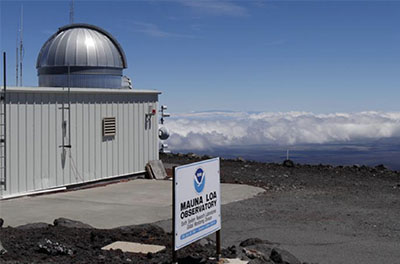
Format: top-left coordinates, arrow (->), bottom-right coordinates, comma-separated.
1,87 -> 160,198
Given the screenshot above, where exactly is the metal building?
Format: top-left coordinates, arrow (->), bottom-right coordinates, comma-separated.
0,24 -> 160,199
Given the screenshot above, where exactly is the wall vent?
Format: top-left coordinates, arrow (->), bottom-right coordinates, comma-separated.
103,117 -> 116,137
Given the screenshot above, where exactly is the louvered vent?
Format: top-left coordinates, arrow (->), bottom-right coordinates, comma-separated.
103,117 -> 116,137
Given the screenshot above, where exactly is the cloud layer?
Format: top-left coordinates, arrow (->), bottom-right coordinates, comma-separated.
165,111 -> 400,150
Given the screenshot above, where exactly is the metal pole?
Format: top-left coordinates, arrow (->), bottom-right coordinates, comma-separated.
69,0 -> 74,24
19,5 -> 23,86
61,86 -> 65,150
68,65 -> 71,147
3,52 -> 7,191
16,31 -> 18,86
216,230 -> 221,260
172,166 -> 178,263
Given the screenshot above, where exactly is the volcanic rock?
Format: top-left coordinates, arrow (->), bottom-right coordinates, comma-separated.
187,153 -> 201,159
237,157 -> 246,162
248,259 -> 274,264
222,245 -> 238,258
179,255 -> 207,264
16,222 -> 49,229
53,218 -> 93,229
240,238 -> 269,247
282,160 -> 295,168
270,247 -> 301,264
36,238 -> 74,256
375,164 -> 387,171
0,240 -> 6,255
198,238 -> 216,247
243,247 -> 263,259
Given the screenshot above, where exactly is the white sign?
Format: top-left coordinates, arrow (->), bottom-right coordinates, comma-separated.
174,158 -> 221,250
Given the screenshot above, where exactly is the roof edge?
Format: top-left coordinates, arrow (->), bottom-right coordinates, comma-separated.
3,86 -> 161,95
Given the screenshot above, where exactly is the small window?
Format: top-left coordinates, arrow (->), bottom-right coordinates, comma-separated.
103,117 -> 116,137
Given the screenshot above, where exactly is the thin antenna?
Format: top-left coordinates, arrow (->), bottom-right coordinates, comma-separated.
16,29 -> 19,86
69,0 -> 74,24
19,4 -> 23,87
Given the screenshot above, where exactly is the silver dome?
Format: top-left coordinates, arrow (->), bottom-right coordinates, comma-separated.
37,24 -> 127,68
36,24 -> 128,88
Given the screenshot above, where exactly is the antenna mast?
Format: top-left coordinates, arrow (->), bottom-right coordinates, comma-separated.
69,0 -> 74,24
19,5 -> 23,87
16,29 -> 19,86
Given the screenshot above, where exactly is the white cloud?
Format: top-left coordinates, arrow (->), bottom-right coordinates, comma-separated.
131,22 -> 195,38
165,111 -> 400,150
177,0 -> 248,17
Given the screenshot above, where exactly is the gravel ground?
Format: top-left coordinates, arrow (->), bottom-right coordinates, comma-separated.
1,153 -> 399,263
0,218 -> 304,264
159,153 -> 400,263
0,219 -> 221,264
161,153 -> 400,195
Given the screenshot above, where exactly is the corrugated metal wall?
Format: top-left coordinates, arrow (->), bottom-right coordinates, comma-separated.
1,87 -> 159,198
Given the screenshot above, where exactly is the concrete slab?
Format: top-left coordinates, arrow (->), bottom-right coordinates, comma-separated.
0,179 -> 264,229
101,241 -> 165,254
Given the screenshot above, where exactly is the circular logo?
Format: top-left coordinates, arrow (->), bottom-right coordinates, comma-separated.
194,168 -> 206,193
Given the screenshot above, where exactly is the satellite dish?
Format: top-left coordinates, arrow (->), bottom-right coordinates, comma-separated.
159,126 -> 170,140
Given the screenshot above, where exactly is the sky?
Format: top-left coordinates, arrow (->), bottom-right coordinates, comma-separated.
0,0 -> 399,114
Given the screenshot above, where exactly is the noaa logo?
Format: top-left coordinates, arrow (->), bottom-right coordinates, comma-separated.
194,168 -> 206,193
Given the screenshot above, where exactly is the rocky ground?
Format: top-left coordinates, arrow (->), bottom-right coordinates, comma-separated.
1,152 -> 399,263
160,153 -> 400,263
0,218 -> 303,264
161,153 -> 400,195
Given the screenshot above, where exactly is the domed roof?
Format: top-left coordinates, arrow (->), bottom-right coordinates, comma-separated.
36,23 -> 127,69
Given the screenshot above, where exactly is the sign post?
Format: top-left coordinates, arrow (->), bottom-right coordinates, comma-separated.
172,158 -> 221,262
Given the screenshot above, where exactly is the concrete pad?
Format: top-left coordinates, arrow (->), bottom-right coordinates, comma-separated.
0,179 -> 264,228
101,241 -> 165,254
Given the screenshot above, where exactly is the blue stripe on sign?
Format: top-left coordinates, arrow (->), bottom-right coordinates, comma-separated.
180,220 -> 217,240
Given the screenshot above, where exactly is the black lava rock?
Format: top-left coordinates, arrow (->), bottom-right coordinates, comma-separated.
179,255 -> 207,264
222,245 -> 237,258
282,160 -> 295,168
248,258 -> 273,264
270,247 -> 301,264
53,218 -> 92,229
240,238 -> 266,247
375,164 -> 387,171
16,222 -> 49,229
36,239 -> 74,256
0,240 -> 6,255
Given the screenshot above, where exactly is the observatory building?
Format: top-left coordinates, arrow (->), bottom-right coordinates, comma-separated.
0,24 -> 160,198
